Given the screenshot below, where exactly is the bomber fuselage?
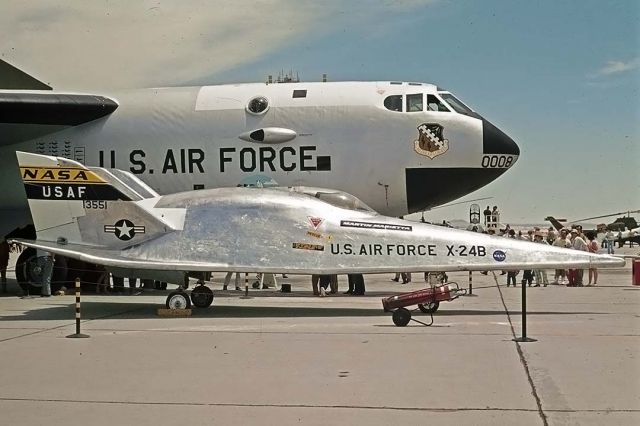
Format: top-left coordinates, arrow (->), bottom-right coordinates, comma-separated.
0,81 -> 520,235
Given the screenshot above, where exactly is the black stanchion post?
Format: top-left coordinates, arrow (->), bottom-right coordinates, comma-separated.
513,278 -> 536,342
464,271 -> 477,296
67,277 -> 89,339
240,272 -> 251,299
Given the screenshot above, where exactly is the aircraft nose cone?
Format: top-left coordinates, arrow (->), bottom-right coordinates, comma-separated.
482,119 -> 520,157
404,118 -> 521,214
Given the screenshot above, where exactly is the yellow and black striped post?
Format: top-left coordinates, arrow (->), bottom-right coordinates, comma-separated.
66,277 -> 90,338
240,272 -> 251,299
464,271 -> 477,297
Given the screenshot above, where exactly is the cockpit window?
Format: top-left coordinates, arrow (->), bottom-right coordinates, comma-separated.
406,94 -> 423,112
384,95 -> 402,112
314,191 -> 374,212
427,94 -> 450,112
439,93 -> 474,116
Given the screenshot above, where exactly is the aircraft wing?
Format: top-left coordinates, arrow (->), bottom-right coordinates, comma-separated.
10,234 -> 626,276
0,60 -> 118,145
10,239 -> 237,272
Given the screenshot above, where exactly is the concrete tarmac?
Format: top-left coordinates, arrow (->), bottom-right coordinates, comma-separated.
0,253 -> 638,425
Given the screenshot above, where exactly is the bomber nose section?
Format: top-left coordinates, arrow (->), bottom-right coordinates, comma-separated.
482,119 -> 520,157
405,118 -> 520,214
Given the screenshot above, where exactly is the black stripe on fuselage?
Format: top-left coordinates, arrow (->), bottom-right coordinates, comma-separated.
24,183 -> 131,201
0,93 -> 118,125
405,167 -> 507,214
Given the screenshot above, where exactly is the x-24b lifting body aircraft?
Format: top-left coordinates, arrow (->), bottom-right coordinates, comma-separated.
12,152 -> 624,309
0,59 -> 520,241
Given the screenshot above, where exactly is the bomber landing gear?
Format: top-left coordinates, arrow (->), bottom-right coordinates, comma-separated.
166,291 -> 191,310
190,285 -> 214,308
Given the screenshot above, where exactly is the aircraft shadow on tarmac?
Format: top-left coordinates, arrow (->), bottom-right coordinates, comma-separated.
0,299 -> 609,322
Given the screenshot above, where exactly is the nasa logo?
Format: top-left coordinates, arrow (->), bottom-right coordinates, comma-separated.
414,123 -> 449,159
20,167 -> 105,183
493,250 -> 506,262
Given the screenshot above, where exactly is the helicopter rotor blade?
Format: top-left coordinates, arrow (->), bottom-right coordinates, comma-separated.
572,209 -> 640,223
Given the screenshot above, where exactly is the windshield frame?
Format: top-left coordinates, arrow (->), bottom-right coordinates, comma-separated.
439,92 -> 476,117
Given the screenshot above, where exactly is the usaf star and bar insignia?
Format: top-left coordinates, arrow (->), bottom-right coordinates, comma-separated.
104,219 -> 145,241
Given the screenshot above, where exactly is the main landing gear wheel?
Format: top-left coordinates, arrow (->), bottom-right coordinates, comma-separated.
190,285 -> 214,308
392,308 -> 411,327
15,248 -> 68,295
166,291 -> 191,310
418,301 -> 440,314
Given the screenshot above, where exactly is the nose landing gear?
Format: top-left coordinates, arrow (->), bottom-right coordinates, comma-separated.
165,281 -> 214,310
190,284 -> 214,308
166,291 -> 191,310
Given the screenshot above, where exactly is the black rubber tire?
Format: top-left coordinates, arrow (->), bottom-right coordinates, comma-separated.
16,248 -> 68,295
190,285 -> 214,308
166,291 -> 191,310
15,248 -> 37,295
392,308 -> 411,327
418,301 -> 440,314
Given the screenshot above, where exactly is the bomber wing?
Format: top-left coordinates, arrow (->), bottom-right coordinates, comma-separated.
0,59 -> 118,146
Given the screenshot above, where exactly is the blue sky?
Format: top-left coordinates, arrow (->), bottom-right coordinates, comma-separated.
3,0 -> 639,223
208,1 -> 640,224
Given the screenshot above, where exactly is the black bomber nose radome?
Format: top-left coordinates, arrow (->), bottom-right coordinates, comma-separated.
482,119 -> 520,156
405,168 -> 508,213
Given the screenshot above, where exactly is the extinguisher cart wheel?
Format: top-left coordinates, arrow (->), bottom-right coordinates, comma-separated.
392,308 -> 411,327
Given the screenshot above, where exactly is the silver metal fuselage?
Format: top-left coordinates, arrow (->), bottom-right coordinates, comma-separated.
48,187 -> 623,277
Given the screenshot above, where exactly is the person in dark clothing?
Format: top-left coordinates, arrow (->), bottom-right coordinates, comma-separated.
128,277 -> 138,294
319,275 -> 331,292
483,206 -> 492,225
0,239 -> 9,293
344,276 -> 354,294
112,275 -> 126,294
348,274 -> 366,295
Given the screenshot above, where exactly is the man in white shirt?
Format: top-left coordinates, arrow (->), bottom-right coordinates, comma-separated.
605,230 -> 615,254
552,229 -> 571,284
533,233 -> 549,286
569,229 -> 588,286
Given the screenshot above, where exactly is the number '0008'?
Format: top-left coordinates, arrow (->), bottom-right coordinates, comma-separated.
481,155 -> 513,168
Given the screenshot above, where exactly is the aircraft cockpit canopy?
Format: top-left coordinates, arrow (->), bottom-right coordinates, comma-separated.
313,191 -> 375,212
438,93 -> 475,116
285,186 -> 375,213
383,90 -> 474,116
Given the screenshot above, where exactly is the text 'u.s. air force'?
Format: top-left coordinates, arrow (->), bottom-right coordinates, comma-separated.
329,243 -> 486,257
98,146 -> 331,174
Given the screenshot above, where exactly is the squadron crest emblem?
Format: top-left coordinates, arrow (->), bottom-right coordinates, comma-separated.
414,123 -> 449,159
